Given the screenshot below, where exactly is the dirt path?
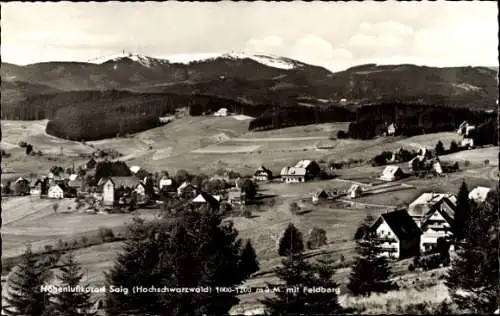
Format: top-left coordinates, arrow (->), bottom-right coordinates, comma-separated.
233,136 -> 328,142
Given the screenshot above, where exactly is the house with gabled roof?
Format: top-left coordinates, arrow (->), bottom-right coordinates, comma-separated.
312,189 -> 330,204
177,181 -> 198,197
254,166 -> 273,182
228,189 -> 247,206
192,192 -> 220,210
370,209 -> 422,259
281,160 -> 320,183
379,165 -> 404,182
468,186 -> 492,203
101,176 -> 141,206
48,183 -> 76,199
419,199 -> 456,254
348,184 -> 363,199
408,193 -> 457,227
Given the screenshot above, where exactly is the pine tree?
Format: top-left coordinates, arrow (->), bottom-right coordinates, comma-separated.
104,217 -> 164,316
3,246 -> 52,316
354,214 -> 374,240
446,188 -> 499,313
239,239 -> 259,279
278,223 -> 304,257
435,140 -> 445,155
261,253 -> 344,315
454,181 -> 471,241
156,207 -> 246,316
51,252 -> 95,316
347,231 -> 396,296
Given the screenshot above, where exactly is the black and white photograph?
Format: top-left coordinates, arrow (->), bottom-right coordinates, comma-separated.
1,1 -> 499,315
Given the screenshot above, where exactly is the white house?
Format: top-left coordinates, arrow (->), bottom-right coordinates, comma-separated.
103,179 -> 115,206
457,121 -> 476,137
130,166 -> 141,174
461,138 -> 474,148
370,209 -> 422,259
192,192 -> 220,209
408,193 -> 457,227
214,108 -> 229,117
159,177 -> 173,190
419,200 -> 455,254
380,165 -> 404,182
348,184 -> 363,199
281,160 -> 321,183
468,186 -> 492,203
48,184 -> 64,199
387,123 -> 396,136
312,190 -> 329,204
254,166 -> 273,182
69,174 -> 78,181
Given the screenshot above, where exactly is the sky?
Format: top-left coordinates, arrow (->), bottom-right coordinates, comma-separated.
1,1 -> 498,72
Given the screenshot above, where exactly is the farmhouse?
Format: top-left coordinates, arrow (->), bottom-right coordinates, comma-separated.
130,165 -> 141,174
312,189 -> 329,204
134,182 -> 148,204
228,190 -> 246,206
13,177 -> 30,196
348,184 -> 363,199
461,138 -> 474,148
214,108 -> 228,117
280,160 -> 321,183
254,166 -> 273,182
159,176 -> 174,191
468,186 -> 492,203
387,123 -> 397,136
370,209 -> 421,259
408,193 -> 457,227
379,165 -> 404,182
48,183 -> 75,199
419,199 -> 455,254
101,176 -> 141,206
192,192 -> 220,209
177,181 -> 198,197
457,121 -> 476,137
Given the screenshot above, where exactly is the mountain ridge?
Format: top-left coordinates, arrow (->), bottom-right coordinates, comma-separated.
1,52 -> 497,112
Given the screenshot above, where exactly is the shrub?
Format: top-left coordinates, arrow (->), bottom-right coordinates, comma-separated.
243,208 -> 252,218
81,236 -> 88,245
289,202 -> 300,215
98,227 -> 115,242
337,130 -> 348,139
408,263 -> 415,271
464,160 -> 470,167
44,245 -> 54,253
306,227 -> 328,250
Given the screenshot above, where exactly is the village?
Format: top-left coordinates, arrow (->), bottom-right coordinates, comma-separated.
1,116 -> 495,263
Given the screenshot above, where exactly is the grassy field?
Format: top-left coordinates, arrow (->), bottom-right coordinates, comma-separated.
1,196 -> 159,258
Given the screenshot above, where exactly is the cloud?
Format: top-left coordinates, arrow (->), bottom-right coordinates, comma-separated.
245,35 -> 284,53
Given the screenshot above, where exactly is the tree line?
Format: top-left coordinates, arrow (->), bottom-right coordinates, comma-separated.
346,102 -> 496,140
248,105 -> 355,131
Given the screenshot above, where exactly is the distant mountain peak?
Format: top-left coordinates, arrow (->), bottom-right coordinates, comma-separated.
88,52 -> 169,68
87,51 -> 305,70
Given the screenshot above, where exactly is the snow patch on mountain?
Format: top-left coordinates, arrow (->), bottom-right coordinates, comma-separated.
88,52 -> 169,68
88,52 -> 303,70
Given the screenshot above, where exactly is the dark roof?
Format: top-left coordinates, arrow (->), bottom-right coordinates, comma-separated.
108,176 -> 140,188
193,191 -> 220,209
255,166 -> 272,175
421,198 -> 455,226
374,209 -> 421,240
